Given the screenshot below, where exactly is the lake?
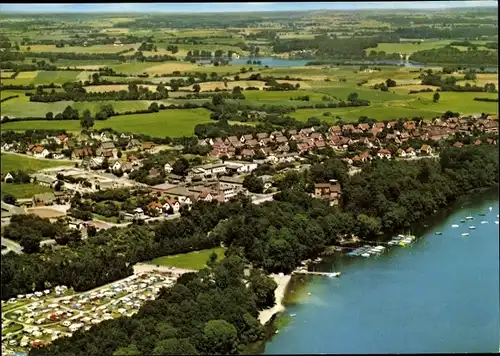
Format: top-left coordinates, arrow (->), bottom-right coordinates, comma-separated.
230,57 -> 426,68
265,189 -> 499,354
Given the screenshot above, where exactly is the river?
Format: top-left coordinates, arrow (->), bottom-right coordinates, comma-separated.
264,189 -> 499,354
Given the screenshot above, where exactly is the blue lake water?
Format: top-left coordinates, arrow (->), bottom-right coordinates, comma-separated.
265,190 -> 499,354
230,57 -> 425,68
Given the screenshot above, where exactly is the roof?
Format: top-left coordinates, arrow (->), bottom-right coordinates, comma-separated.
219,176 -> 244,184
142,142 -> 154,149
34,193 -> 56,203
151,183 -> 177,191
100,142 -> 115,150
34,174 -> 57,185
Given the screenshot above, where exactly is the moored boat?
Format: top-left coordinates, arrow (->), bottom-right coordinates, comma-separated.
462,233 -> 470,236
481,221 -> 488,224
469,226 -> 476,230
460,219 -> 466,223
451,224 -> 459,228
435,232 -> 443,235
465,216 -> 474,220
361,253 -> 370,258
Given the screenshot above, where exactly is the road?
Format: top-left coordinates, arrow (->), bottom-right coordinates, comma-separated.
396,154 -> 439,161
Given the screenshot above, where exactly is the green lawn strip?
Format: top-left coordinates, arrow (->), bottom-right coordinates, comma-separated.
1,183 -> 53,199
1,153 -> 73,174
2,322 -> 23,336
148,247 -> 226,270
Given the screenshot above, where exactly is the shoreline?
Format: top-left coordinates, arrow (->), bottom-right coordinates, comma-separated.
258,273 -> 292,325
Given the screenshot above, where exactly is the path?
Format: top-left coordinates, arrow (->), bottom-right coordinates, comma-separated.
1,237 -> 23,255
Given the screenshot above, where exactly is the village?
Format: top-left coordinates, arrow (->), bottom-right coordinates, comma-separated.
1,267 -> 192,354
1,114 -> 498,241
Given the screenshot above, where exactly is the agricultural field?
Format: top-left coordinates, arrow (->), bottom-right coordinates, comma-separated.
1,71 -> 90,86
1,95 -> 153,118
148,247 -> 226,270
1,108 -> 213,137
0,153 -> 73,174
20,43 -> 139,54
1,183 -> 53,199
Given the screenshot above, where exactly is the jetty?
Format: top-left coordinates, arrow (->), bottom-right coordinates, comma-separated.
293,270 -> 341,277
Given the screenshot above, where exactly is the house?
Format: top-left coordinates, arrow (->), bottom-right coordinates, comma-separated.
146,202 -> 163,216
96,142 -> 117,158
453,141 -> 464,148
111,160 -> 122,172
474,139 -> 482,145
149,167 -> 161,178
33,174 -> 57,187
314,141 -> 326,149
200,163 -> 226,176
224,161 -> 257,174
314,179 -> 342,206
420,144 -> 432,155
33,193 -> 56,207
377,148 -> 392,159
405,147 -> 416,157
4,172 -> 14,183
299,127 -> 314,136
396,148 -> 407,157
219,175 -> 245,188
54,191 -> 71,204
162,200 -> 181,213
275,135 -> 288,144
245,139 -> 259,148
328,125 -> 342,136
54,135 -> 68,145
240,134 -> 254,143
114,40 -> 123,47
241,149 -> 255,158
403,121 -> 416,131
256,133 -> 269,140
164,163 -> 173,173
30,145 -> 50,158
270,130 -> 283,139
142,142 -> 155,153
358,123 -> 370,131
126,139 -> 141,151
486,137 -> 497,145
71,147 -> 93,160
359,152 -> 372,162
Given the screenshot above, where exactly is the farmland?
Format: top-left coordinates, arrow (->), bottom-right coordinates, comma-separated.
2,108 -> 214,137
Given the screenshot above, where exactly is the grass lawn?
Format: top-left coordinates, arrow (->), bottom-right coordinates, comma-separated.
1,183 -> 53,199
148,247 -> 226,270
2,322 -> 23,336
365,40 -> 453,54
1,153 -> 73,173
21,43 -> 139,54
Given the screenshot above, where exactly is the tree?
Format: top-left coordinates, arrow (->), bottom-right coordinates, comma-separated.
243,175 -> 264,194
3,194 -> 17,205
347,92 -> 359,102
45,112 -> 54,120
113,344 -> 142,355
172,158 -> 189,176
193,84 -> 201,93
386,78 -> 397,87
433,92 -> 440,103
80,109 -> 94,130
249,269 -> 277,310
201,320 -> 239,355
148,102 -> 159,112
153,338 -> 199,355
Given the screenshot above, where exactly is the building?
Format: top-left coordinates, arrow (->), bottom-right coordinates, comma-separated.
314,179 -> 342,206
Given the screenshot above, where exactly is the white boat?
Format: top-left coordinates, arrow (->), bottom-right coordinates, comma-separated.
451,224 -> 459,228
374,246 -> 386,251
465,216 -> 474,220
387,241 -> 398,245
462,233 -> 470,236
290,313 -> 296,317
330,272 -> 341,277
495,221 -> 499,225
469,226 -> 476,230
481,221 -> 488,224
361,253 -> 370,257
489,207 -> 493,211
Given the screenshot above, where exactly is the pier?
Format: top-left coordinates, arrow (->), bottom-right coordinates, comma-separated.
293,270 -> 341,277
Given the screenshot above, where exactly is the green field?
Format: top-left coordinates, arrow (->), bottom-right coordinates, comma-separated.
291,91 -> 498,122
1,153 -> 73,173
2,322 -> 23,336
21,43 -> 139,54
1,95 -> 153,118
1,71 -> 86,86
1,183 -> 53,199
148,247 -> 226,270
2,108 -> 213,137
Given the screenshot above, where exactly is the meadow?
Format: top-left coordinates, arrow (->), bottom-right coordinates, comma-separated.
20,43 -> 139,54
147,247 -> 226,270
1,183 -> 53,199
1,108 -> 213,137
1,153 -> 73,173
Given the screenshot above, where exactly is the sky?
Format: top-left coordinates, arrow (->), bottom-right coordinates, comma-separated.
0,1 -> 497,13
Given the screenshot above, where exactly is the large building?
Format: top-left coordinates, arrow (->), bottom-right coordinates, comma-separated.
314,179 -> 342,206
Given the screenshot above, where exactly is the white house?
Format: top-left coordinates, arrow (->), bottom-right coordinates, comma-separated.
32,146 -> 50,158
52,153 -> 66,160
224,161 -> 257,173
164,163 -> 173,174
111,160 -> 122,172
377,149 -> 392,159
4,172 -> 14,183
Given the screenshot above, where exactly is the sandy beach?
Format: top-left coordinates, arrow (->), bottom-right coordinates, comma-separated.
258,273 -> 292,325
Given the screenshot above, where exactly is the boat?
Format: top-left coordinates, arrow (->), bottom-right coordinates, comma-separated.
451,224 -> 459,228
489,207 -> 493,211
405,234 -> 416,240
495,221 -> 499,225
397,234 -> 405,238
290,313 -> 296,317
465,216 -> 474,220
435,232 -> 443,235
460,219 -> 466,223
481,221 -> 488,224
469,226 -> 476,230
462,233 -> 470,237
314,257 -> 323,263
331,272 -> 341,277
478,213 -> 486,216
361,253 -> 370,257
387,241 -> 398,245
374,246 -> 386,251
399,240 -> 409,246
